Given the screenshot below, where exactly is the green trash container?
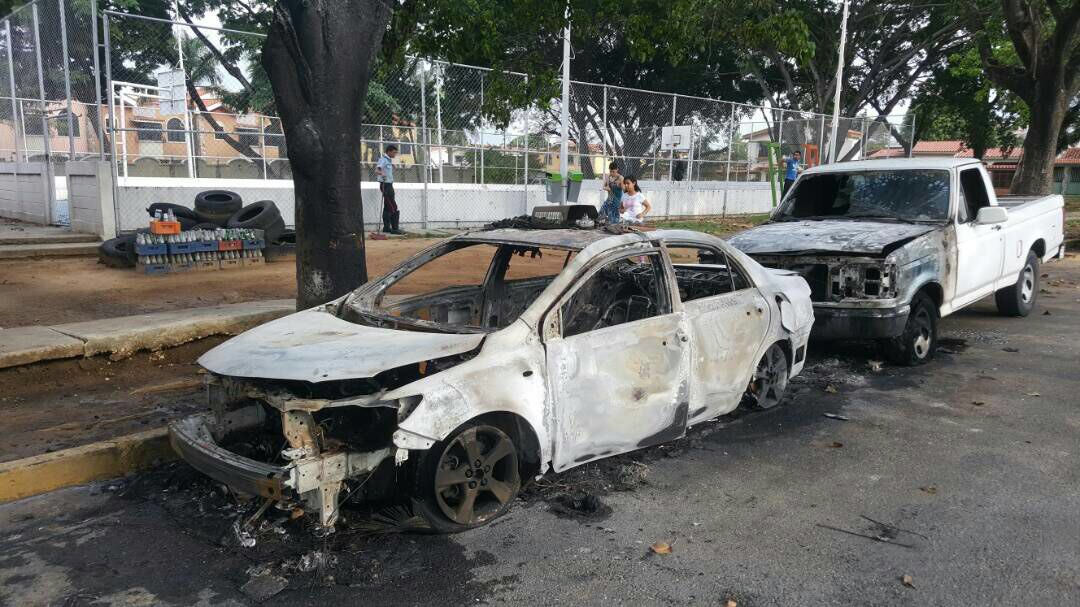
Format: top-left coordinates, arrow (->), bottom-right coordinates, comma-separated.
545,171 -> 585,203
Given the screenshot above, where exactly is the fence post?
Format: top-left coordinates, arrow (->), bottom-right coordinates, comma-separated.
59,0 -> 76,160
259,115 -> 267,179
32,3 -> 55,224
668,94 -> 676,181
479,72 -> 484,186
103,11 -> 120,234
860,116 -> 868,159
723,103 -> 735,218
602,84 -> 608,164
818,114 -> 826,165
419,64 -> 429,229
522,75 -> 529,214
435,69 -> 443,184
172,20 -> 195,179
90,0 -> 104,159
4,20 -> 20,164
906,113 -> 916,157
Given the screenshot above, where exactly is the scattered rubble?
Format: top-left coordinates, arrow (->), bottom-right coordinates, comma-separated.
649,542 -> 672,555
240,566 -> 289,602
549,491 -> 613,521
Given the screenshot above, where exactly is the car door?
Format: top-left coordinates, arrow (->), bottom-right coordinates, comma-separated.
954,167 -> 1005,305
664,243 -> 770,423
545,247 -> 690,472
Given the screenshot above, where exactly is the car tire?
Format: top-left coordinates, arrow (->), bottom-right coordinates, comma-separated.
194,190 -> 243,215
742,342 -> 789,409
883,291 -> 937,366
146,202 -> 198,221
995,250 -> 1039,317
191,222 -> 220,230
227,200 -> 282,233
98,234 -> 137,268
412,420 -> 522,533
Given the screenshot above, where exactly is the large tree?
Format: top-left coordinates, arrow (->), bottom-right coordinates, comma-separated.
966,0 -> 1080,194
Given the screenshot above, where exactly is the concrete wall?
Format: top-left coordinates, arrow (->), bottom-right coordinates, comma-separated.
113,177 -> 776,232
66,161 -> 116,239
0,162 -> 52,224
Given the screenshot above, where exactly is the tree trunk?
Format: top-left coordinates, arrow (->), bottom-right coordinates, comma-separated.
1010,83 -> 1067,195
262,0 -> 393,310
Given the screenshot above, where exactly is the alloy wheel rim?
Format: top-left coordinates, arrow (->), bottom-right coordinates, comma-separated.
752,345 -> 788,409
912,307 -> 932,358
434,426 -> 520,525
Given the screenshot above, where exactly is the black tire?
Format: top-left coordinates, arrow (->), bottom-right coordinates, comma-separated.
146,202 -> 198,221
995,250 -> 1039,317
412,420 -> 522,533
273,229 -> 296,245
262,215 -> 286,243
98,234 -> 137,268
193,209 -> 233,227
742,342 -> 790,409
191,222 -> 220,230
178,215 -> 199,231
227,200 -> 282,232
883,291 -> 937,366
194,190 -> 242,215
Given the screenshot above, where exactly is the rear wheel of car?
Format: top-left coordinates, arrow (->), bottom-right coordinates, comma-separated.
995,250 -> 1039,317
413,421 -> 521,533
883,291 -> 937,366
743,342 -> 789,409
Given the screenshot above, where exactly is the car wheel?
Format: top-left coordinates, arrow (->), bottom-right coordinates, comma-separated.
413,421 -> 521,533
194,190 -> 243,215
995,250 -> 1039,317
743,342 -> 789,409
883,291 -> 937,366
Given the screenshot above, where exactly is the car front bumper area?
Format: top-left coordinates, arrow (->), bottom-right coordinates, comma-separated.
810,303 -> 910,340
168,406 -> 393,529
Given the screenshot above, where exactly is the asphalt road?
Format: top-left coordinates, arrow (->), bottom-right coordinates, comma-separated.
2,257 -> 1079,607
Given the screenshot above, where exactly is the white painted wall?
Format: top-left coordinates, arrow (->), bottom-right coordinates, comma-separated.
113,177 -> 776,231
0,162 -> 51,225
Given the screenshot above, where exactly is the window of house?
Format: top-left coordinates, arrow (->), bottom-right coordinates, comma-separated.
236,127 -> 260,147
166,118 -> 185,142
560,252 -> 671,338
664,244 -> 750,301
55,114 -> 80,138
990,169 -> 1012,190
133,121 -> 163,142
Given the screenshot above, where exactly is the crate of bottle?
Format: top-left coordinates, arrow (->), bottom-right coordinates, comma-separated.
139,262 -> 170,275
135,243 -> 168,256
219,258 -> 244,270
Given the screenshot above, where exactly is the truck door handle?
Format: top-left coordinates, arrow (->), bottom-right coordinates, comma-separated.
992,225 -> 1002,231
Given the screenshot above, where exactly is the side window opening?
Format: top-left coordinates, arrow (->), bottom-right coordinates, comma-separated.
665,244 -> 744,301
560,252 -> 671,338
959,168 -> 990,222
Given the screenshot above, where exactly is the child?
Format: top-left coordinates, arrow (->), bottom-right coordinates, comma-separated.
619,175 -> 651,224
600,162 -> 623,224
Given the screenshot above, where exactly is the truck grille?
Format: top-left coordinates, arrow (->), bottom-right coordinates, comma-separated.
789,264 -> 830,302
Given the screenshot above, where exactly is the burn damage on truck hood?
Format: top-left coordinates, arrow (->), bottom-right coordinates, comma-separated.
728,220 -> 937,256
198,308 -> 486,383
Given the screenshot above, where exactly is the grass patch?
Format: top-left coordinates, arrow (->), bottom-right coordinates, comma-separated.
1066,218 -> 1080,248
652,214 -> 771,238
1065,196 -> 1080,213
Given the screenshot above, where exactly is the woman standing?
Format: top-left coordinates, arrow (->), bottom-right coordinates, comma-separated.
619,175 -> 651,224
600,162 -> 623,224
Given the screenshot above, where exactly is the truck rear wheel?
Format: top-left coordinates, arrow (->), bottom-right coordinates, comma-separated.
995,250 -> 1039,317
882,291 -> 937,366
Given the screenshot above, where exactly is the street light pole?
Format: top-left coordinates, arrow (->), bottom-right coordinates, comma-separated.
558,1 -> 570,203
827,0 -> 850,164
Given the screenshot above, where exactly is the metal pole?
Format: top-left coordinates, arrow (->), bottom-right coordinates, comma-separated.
90,0 -> 104,159
259,114 -> 267,179
103,12 -> 120,233
558,3 -> 570,203
827,0 -> 850,163
435,71 -> 443,183
4,20 -> 20,163
171,3 -> 195,179
818,114 -> 825,165
59,0 -> 76,160
479,72 -> 484,186
419,65 -> 429,229
32,4 -> 54,224
668,94 -> 676,181
602,85 -> 608,164
860,116 -> 868,159
906,113 -> 916,157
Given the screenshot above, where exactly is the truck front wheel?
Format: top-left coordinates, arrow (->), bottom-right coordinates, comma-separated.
995,250 -> 1039,317
882,292 -> 938,366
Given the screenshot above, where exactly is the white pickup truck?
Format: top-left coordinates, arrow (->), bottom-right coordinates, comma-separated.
729,158 -> 1066,365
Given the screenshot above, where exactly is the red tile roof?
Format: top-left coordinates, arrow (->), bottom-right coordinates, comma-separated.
1058,147 -> 1080,165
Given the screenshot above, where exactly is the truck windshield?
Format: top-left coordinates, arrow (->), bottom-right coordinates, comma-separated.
774,170 -> 950,223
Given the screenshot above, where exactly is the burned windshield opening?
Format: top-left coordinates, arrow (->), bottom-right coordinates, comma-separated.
775,170 -> 950,223
346,241 -> 575,333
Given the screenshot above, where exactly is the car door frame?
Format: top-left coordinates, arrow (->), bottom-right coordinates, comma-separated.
953,167 -> 1005,307
661,239 -> 772,424
540,242 -> 692,472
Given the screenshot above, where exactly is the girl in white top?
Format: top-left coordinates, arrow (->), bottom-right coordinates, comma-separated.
619,175 -> 651,224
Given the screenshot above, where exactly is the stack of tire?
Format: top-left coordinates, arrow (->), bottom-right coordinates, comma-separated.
97,191 -> 287,268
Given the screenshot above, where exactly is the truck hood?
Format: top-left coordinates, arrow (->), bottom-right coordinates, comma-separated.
728,220 -> 936,256
198,309 -> 485,382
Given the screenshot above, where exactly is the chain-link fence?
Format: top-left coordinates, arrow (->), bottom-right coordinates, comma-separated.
3,4 -> 913,230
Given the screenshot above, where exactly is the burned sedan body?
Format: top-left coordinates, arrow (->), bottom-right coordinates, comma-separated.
170,227 -> 814,533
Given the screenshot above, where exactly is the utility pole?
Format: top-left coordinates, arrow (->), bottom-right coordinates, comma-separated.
558,1 -> 570,203
827,0 -> 850,164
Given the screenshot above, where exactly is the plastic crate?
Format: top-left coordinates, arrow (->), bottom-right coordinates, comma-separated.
150,220 -> 181,235
241,238 -> 265,250
167,262 -> 196,273
139,263 -> 169,275
219,240 -> 242,252
194,260 -> 218,272
244,255 -> 265,267
219,258 -> 244,270
169,241 -> 220,254
135,243 -> 168,256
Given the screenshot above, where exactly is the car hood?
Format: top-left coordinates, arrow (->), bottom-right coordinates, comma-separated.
728,220 -> 936,256
198,309 -> 485,382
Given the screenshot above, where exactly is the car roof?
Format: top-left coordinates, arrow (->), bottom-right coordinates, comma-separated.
454,228 -> 634,251
805,157 -> 982,173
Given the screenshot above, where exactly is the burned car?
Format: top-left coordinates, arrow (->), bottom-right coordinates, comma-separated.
170,227 -> 814,533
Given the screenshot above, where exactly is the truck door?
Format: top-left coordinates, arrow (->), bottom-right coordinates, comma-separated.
954,167 -> 1004,306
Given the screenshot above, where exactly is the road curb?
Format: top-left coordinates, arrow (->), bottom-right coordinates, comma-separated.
0,427 -> 175,503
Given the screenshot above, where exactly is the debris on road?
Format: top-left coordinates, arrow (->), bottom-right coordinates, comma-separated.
240,566 -> 289,601
901,574 -> 915,588
549,491 -> 613,521
824,384 -> 839,393
972,401 -> 986,406
615,461 -> 649,489
823,412 -> 849,421
815,523 -> 915,548
1002,347 -> 1020,353
829,441 -> 844,448
867,360 -> 884,372
649,542 -> 672,554
919,485 -> 938,495
1026,392 -> 1041,397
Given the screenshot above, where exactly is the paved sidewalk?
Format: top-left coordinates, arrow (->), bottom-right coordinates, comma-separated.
0,299 -> 295,369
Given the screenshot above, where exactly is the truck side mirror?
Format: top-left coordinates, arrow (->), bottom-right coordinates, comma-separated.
976,206 -> 1008,225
